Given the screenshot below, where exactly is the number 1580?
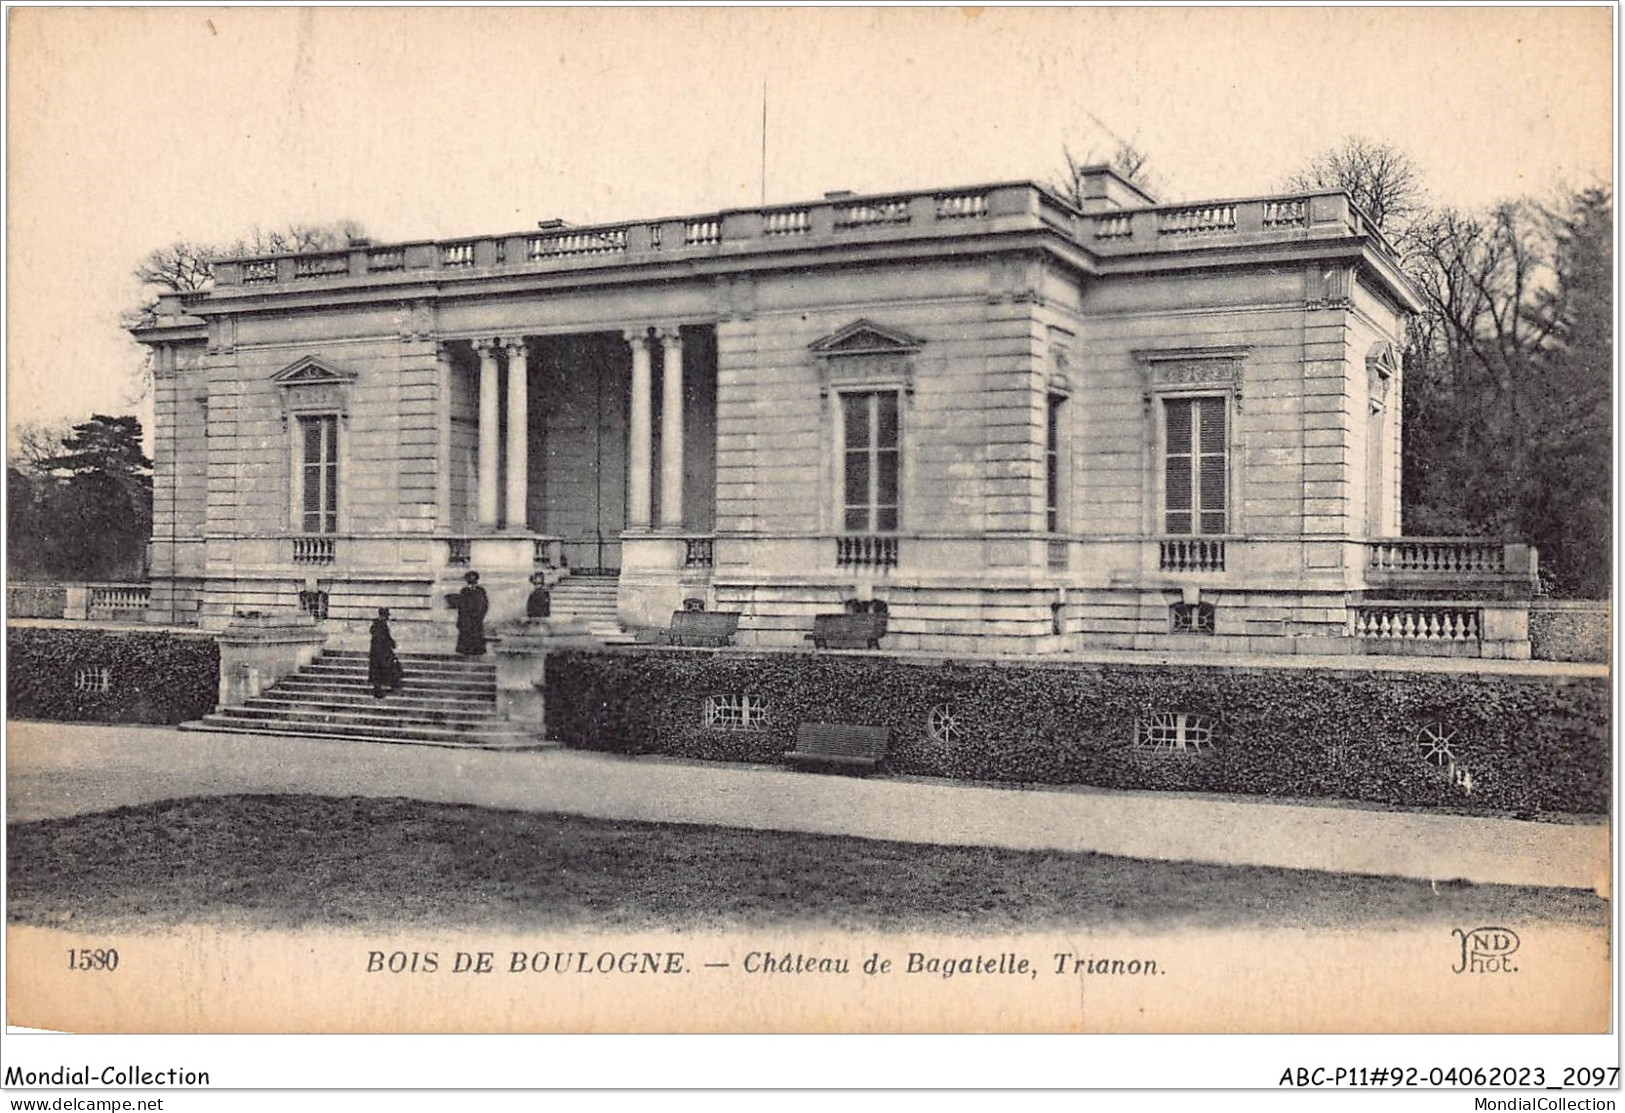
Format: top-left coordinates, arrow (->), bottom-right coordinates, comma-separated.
66,948 -> 119,971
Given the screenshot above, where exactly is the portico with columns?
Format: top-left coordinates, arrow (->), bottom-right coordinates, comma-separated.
431,324 -> 717,628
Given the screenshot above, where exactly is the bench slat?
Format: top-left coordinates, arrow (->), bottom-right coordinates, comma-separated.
805,613 -> 887,650
785,722 -> 889,772
667,611 -> 740,647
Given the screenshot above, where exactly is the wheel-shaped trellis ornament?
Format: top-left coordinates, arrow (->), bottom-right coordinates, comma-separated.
927,703 -> 961,745
1415,723 -> 1458,768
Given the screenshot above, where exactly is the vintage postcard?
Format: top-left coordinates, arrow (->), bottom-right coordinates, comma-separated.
4,5 -> 1614,1093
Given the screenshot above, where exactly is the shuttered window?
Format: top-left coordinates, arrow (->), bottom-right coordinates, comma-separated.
1163,397 -> 1226,535
300,414 -> 339,534
842,391 -> 900,533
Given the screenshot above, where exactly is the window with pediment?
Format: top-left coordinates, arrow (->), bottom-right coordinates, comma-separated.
273,356 -> 355,535
811,321 -> 922,536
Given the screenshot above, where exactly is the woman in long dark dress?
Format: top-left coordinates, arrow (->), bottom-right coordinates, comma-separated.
368,607 -> 405,697
454,571 -> 489,656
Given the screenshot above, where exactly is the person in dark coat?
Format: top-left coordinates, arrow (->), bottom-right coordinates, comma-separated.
368,608 -> 405,697
525,571 -> 551,618
454,571 -> 489,656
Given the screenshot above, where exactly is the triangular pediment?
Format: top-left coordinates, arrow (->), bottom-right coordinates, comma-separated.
809,319 -> 925,355
1366,341 -> 1399,379
271,355 -> 357,385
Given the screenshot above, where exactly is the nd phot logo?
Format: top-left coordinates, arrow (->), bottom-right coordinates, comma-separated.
1452,926 -> 1520,974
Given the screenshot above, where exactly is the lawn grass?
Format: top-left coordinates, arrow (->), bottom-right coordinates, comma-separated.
6,794 -> 1609,933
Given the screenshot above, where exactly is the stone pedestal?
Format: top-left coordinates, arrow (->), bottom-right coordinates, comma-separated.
493,620 -> 550,729
1480,602 -> 1533,660
619,534 -> 714,628
216,612 -> 327,708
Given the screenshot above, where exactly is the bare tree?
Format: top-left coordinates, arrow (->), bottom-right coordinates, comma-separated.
1402,189 -> 1612,595
127,220 -> 368,327
1282,135 -> 1426,237
8,419 -> 74,474
1055,139 -> 1161,208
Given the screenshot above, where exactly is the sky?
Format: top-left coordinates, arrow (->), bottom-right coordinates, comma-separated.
5,5 -> 1614,444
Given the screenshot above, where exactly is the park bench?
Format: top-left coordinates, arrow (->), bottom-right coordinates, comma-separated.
784,722 -> 890,773
805,612 -> 888,650
667,610 -> 741,647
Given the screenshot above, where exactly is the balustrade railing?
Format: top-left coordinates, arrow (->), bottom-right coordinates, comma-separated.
683,537 -> 715,568
88,584 -> 151,617
1047,539 -> 1070,570
763,209 -> 811,236
446,538 -> 472,566
367,247 -> 405,272
292,536 -> 336,565
440,242 -> 476,268
242,260 -> 277,284
212,186 -> 1393,290
533,538 -> 559,567
834,198 -> 910,229
1092,213 -> 1135,239
1159,538 -> 1226,572
1367,540 -> 1508,575
527,227 -> 627,258
293,253 -> 349,280
1158,204 -> 1237,237
1262,199 -> 1308,228
684,219 -> 720,246
1353,605 -> 1482,643
935,191 -> 988,220
836,535 -> 899,569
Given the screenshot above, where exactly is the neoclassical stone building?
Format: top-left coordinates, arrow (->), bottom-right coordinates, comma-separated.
131,168 -> 1536,658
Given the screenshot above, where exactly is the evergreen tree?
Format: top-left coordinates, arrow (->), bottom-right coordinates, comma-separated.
12,415 -> 154,581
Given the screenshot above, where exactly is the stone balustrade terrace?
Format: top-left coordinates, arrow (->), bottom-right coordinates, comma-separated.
206,184 -> 1393,291
1364,539 -> 1539,599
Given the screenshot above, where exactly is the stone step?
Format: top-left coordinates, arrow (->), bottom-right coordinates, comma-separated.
217,703 -> 506,731
187,646 -> 536,750
182,717 -> 547,751
275,678 -> 498,700
308,655 -> 496,677
325,649 -> 497,664
244,691 -> 499,714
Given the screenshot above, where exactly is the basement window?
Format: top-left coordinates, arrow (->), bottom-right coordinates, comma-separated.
1133,713 -> 1217,755
299,590 -> 330,620
74,666 -> 112,693
703,694 -> 767,731
1170,601 -> 1216,634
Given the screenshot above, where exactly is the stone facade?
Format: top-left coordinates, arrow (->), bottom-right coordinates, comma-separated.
131,170 -> 1537,657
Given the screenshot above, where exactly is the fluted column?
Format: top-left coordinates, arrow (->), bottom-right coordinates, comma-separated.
504,338 -> 529,530
475,339 -> 500,529
625,327 -> 653,529
658,329 -> 685,529
434,342 -> 454,529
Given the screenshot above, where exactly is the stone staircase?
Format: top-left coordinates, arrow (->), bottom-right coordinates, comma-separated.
183,650 -> 544,749
548,574 -> 635,643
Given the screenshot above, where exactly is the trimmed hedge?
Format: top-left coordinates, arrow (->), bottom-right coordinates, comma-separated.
8,626 -> 218,724
547,649 -> 1610,815
1529,603 -> 1611,664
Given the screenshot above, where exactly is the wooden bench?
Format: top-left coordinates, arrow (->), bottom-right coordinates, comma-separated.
784,722 -> 890,772
667,610 -> 741,647
805,612 -> 888,649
